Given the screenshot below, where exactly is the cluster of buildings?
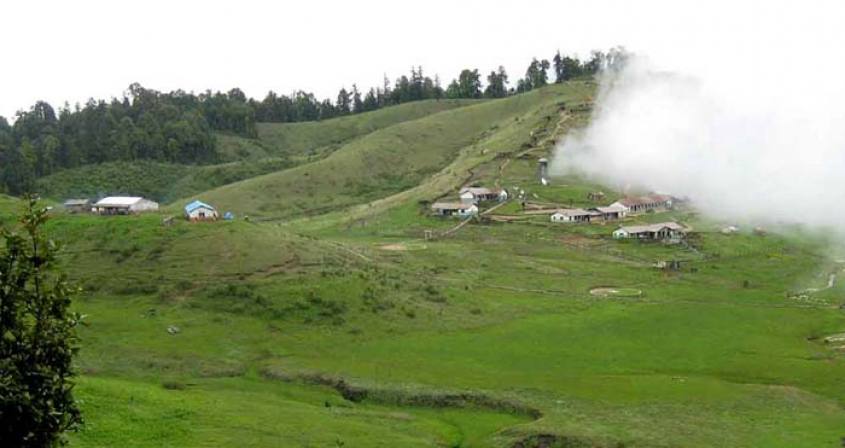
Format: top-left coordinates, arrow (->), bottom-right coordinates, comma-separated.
431,186 -> 507,217
549,193 -> 673,224
547,193 -> 687,241
63,196 -> 224,222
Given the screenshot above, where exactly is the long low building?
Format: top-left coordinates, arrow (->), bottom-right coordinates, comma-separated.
610,194 -> 673,214
589,205 -> 627,220
550,208 -> 599,223
431,202 -> 478,217
93,196 -> 159,215
613,222 -> 688,240
459,187 -> 508,204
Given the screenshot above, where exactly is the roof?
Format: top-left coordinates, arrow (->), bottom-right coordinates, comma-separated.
95,196 -> 145,207
432,202 -> 475,211
185,200 -> 216,214
616,194 -> 673,207
63,199 -> 90,206
459,187 -> 501,196
616,222 -> 687,234
592,205 -> 626,214
552,208 -> 598,217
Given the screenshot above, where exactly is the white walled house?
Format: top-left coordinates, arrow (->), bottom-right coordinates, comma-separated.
184,200 -> 218,221
93,197 -> 159,215
458,187 -> 507,204
613,222 -> 688,240
550,208 -> 598,223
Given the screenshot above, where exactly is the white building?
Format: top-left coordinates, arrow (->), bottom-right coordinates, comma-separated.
458,187 -> 507,204
93,196 -> 159,215
550,208 -> 598,223
610,194 -> 673,215
613,222 -> 688,240
590,205 -> 628,221
184,200 -> 218,221
431,202 -> 479,217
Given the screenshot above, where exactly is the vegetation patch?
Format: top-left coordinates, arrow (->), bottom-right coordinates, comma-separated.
261,369 -> 542,419
509,433 -> 627,448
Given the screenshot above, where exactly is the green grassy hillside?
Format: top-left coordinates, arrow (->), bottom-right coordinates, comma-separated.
255,99 -> 481,162
3,83 -> 845,447
35,100 -> 476,205
195,86 -> 587,219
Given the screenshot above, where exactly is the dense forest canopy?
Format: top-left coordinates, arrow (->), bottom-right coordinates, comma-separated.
0,48 -> 627,196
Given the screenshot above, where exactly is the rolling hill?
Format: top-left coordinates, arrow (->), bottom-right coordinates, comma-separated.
193,85 -> 588,219
35,99 -> 477,204
3,82 -> 845,447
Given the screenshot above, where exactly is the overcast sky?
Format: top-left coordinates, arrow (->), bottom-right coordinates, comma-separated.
2,0 -> 841,119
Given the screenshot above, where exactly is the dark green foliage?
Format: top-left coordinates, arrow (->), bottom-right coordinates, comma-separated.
0,85 -> 223,194
0,49 -> 623,197
446,69 -> 483,99
0,197 -> 83,446
484,66 -> 510,98
517,58 -> 551,93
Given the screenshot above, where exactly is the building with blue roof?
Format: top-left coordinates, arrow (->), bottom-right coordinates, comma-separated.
184,200 -> 218,221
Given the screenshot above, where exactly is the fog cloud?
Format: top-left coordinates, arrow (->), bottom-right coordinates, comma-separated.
552,6 -> 845,229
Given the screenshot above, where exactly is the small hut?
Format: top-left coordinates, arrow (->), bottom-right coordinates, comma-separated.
184,200 -> 218,221
63,199 -> 91,214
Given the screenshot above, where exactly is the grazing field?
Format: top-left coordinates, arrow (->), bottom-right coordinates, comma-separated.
4,83 -> 845,447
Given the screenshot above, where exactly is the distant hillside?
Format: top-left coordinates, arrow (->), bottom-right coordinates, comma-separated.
34,100 -> 477,204
194,85 -> 591,219
253,99 -> 481,162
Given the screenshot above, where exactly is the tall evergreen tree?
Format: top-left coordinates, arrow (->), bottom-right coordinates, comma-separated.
351,84 -> 364,113
553,50 -> 565,83
336,88 -> 351,115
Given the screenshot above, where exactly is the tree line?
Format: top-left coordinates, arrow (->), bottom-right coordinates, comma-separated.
0,47 -> 628,196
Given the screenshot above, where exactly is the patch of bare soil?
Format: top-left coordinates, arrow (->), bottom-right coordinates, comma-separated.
589,287 -> 642,298
379,243 -> 409,251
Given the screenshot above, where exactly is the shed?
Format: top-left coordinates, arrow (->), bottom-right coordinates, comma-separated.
184,200 -> 218,221
93,196 -> 159,215
63,199 -> 91,214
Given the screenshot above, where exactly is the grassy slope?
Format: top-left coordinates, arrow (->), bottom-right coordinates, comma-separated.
4,83 -> 845,447
194,87 -> 582,219
255,99 -> 481,161
35,100 -> 475,204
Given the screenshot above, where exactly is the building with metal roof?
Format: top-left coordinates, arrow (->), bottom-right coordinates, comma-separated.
184,200 -> 218,221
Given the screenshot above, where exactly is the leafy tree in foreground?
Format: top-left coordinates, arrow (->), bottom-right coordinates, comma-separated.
0,197 -> 83,447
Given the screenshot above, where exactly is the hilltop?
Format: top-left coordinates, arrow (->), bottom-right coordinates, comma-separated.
2,82 -> 844,447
